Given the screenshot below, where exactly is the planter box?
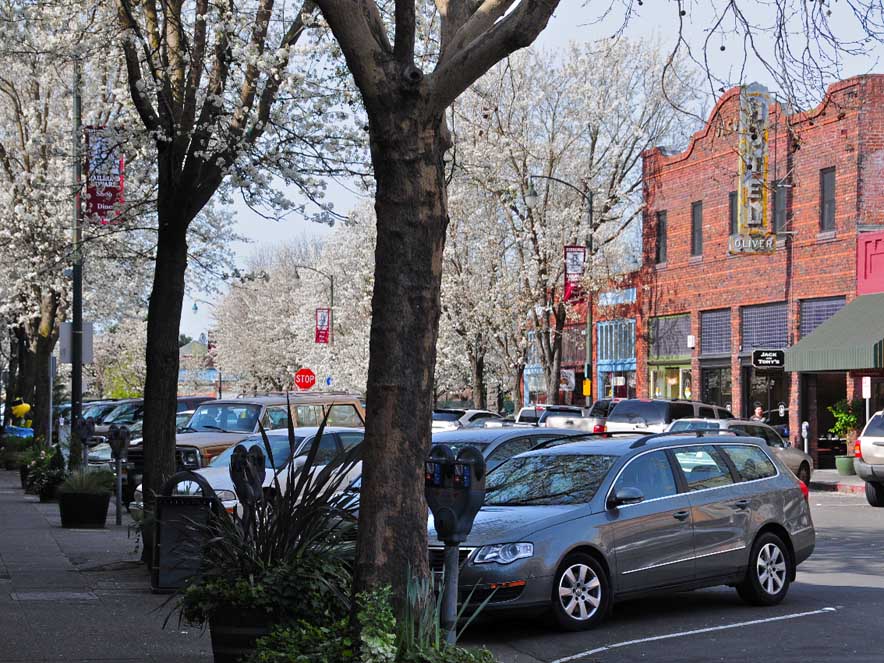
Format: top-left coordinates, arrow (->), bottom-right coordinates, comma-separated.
58,492 -> 110,528
19,466 -> 29,489
835,455 -> 857,476
210,609 -> 274,663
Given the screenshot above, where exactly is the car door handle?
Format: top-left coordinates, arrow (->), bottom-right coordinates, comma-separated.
672,510 -> 690,521
732,499 -> 750,510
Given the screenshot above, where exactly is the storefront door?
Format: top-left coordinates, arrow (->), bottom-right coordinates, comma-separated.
600,370 -> 637,399
742,366 -> 790,418
701,366 -> 733,410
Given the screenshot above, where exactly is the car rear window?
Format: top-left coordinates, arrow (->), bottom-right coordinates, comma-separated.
588,400 -> 611,417
607,400 -> 668,425
864,414 -> 884,437
485,454 -> 618,505
327,404 -> 364,427
433,411 -> 463,422
432,440 -> 489,454
720,445 -> 777,481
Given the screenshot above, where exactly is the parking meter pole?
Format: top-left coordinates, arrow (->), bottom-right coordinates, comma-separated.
442,544 -> 459,645
115,456 -> 123,526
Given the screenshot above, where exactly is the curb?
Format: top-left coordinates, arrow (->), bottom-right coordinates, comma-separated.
810,480 -> 866,495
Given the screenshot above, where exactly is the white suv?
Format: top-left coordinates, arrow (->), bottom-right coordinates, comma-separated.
855,410 -> 884,506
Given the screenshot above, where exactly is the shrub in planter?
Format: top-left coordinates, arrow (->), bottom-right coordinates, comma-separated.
27,446 -> 67,501
829,399 -> 862,475
171,406 -> 361,663
57,470 -> 114,528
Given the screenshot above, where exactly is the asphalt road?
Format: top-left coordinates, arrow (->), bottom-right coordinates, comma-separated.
466,491 -> 884,663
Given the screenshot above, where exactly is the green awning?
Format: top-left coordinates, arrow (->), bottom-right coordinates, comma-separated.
785,293 -> 884,372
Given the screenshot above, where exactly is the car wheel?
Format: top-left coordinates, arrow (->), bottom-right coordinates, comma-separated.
736,532 -> 792,606
865,481 -> 884,507
551,553 -> 610,631
796,463 -> 811,485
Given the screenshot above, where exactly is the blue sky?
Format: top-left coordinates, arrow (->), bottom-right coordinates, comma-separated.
180,1 -> 882,337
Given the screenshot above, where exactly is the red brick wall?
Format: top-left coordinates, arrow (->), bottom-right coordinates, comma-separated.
640,77 -> 884,444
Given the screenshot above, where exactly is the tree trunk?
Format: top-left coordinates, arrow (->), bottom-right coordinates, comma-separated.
470,348 -> 486,410
140,209 -> 189,563
544,303 -> 566,405
512,365 -> 524,412
15,327 -> 36,415
31,292 -> 60,443
354,109 -> 448,603
3,329 -> 18,428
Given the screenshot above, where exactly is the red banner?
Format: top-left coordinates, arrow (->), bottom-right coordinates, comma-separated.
85,126 -> 125,224
315,308 -> 331,344
564,245 -> 586,301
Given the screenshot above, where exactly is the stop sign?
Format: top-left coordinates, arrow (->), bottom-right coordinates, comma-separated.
294,368 -> 316,391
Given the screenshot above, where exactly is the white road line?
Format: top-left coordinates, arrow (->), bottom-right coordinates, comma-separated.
550,607 -> 837,663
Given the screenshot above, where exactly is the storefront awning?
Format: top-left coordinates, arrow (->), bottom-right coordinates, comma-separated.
785,293 -> 884,372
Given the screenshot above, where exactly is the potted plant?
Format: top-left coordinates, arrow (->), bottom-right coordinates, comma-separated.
829,398 -> 861,476
57,469 -> 115,528
170,406 -> 360,663
27,445 -> 68,501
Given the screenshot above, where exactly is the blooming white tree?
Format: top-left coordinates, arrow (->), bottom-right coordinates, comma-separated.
450,41 -> 699,403
213,203 -> 376,395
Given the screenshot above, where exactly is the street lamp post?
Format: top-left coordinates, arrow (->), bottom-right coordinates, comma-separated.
525,175 -> 594,406
292,264 -> 335,345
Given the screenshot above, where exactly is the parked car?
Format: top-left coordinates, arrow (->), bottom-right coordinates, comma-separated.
91,396 -> 212,443
431,426 -> 583,472
430,431 -> 814,630
604,399 -> 733,434
667,418 -> 813,483
130,426 -> 364,514
81,400 -> 121,426
544,399 -> 619,433
432,408 -> 502,431
515,405 -> 585,426
854,409 -> 884,506
123,393 -> 365,503
176,410 -> 195,431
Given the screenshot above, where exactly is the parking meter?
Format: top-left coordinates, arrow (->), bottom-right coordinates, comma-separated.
425,444 -> 486,645
108,426 -> 131,526
74,416 -> 96,467
801,421 -> 810,454
229,444 -> 267,531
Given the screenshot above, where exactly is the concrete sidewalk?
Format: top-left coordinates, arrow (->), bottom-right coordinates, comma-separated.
0,469 -> 211,662
809,468 -> 866,495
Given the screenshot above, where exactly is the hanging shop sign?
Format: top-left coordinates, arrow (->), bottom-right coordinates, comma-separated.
729,83 -> 774,255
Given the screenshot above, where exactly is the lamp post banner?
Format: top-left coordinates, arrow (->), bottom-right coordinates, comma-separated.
315,307 -> 331,344
564,245 -> 586,301
85,126 -> 125,224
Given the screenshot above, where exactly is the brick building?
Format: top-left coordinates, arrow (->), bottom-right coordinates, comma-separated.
638,76 -> 884,465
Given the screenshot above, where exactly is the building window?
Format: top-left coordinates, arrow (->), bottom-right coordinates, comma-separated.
729,191 -> 737,235
597,319 -> 636,362
655,211 -> 667,264
820,167 -> 836,231
561,325 -> 587,365
525,331 -> 539,366
800,297 -> 846,338
772,182 -> 787,233
691,201 -> 703,256
701,367 -> 733,410
650,314 -> 691,358
700,309 -> 731,355
741,302 -> 788,351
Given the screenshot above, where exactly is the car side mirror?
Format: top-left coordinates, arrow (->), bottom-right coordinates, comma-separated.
608,486 -> 644,509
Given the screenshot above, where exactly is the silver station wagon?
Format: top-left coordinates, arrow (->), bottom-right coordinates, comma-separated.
429,432 -> 815,630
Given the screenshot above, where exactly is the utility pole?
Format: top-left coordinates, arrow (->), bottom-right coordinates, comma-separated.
71,57 -> 84,462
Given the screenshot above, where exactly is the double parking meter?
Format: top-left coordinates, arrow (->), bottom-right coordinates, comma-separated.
73,416 -> 96,468
425,445 -> 487,544
425,444 -> 487,645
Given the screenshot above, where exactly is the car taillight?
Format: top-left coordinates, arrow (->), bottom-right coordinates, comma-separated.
855,438 -> 864,460
798,479 -> 809,502
593,424 -> 606,434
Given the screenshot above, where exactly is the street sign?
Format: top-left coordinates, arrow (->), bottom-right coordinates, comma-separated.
752,349 -> 784,369
315,308 -> 330,344
294,368 -> 316,391
863,376 -> 872,399
59,321 -> 94,364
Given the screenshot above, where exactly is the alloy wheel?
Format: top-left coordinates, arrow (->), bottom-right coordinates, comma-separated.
558,563 -> 602,621
756,542 -> 787,595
